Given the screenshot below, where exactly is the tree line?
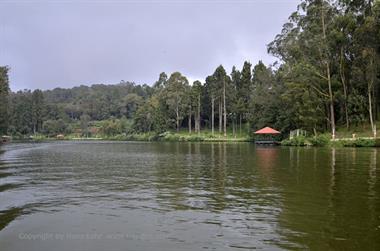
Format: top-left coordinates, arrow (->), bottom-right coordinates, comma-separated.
0,0 -> 379,138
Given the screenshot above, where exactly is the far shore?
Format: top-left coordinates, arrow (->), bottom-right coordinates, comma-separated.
4,133 -> 380,148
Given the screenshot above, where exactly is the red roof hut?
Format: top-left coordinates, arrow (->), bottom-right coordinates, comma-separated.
254,127 -> 280,135
254,127 -> 281,144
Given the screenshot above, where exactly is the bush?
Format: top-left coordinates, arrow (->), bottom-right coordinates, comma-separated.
186,135 -> 205,142
156,131 -> 206,142
376,138 -> 380,147
110,134 -> 127,141
281,136 -> 308,146
281,134 -> 332,147
206,133 -> 217,139
99,118 -> 132,136
43,119 -> 70,137
160,132 -> 180,141
342,138 -> 375,147
309,134 -> 330,146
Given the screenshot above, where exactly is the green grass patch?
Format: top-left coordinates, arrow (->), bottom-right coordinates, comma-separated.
281,134 -> 330,147
156,131 -> 250,142
339,138 -> 376,147
281,136 -> 309,146
309,134 -> 330,146
282,134 -> 379,148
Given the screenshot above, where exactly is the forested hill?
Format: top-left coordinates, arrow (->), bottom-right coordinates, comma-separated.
0,0 -> 379,139
42,82 -> 153,120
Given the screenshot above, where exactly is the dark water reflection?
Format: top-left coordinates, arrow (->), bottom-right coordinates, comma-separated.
0,141 -> 379,250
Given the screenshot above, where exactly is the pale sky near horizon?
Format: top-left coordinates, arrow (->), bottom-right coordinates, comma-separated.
0,0 -> 299,91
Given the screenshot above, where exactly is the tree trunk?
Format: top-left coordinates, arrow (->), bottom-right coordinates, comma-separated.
239,114 -> 242,135
374,80 -> 378,121
194,105 -> 197,132
194,112 -> 198,132
340,47 -> 349,129
368,53 -> 375,137
321,2 -> 336,139
223,79 -> 227,137
176,104 -> 179,132
188,105 -> 192,134
232,118 -> 236,138
327,64 -> 336,140
369,85 -> 375,137
219,98 -> 222,134
198,94 -> 201,135
211,97 -> 215,135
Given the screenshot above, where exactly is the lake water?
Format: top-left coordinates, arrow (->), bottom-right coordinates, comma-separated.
0,141 -> 379,250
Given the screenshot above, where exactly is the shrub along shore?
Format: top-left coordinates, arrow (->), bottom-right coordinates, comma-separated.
281,134 -> 380,147
9,130 -> 380,148
19,130 -> 251,143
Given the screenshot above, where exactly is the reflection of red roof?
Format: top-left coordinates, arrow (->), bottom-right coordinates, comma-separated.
254,127 -> 280,134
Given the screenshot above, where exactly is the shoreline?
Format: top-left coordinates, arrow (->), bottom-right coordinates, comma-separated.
4,136 -> 380,148
7,133 -> 252,143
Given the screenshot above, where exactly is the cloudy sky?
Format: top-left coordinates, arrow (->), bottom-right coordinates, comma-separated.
0,0 -> 299,91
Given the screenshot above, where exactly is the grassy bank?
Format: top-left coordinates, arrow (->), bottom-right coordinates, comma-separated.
98,130 -> 251,142
10,130 -> 251,143
9,123 -> 380,147
334,122 -> 380,139
280,123 -> 380,147
281,135 -> 380,147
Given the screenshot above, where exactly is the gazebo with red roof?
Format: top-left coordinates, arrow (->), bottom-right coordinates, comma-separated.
254,127 -> 280,135
254,126 -> 281,144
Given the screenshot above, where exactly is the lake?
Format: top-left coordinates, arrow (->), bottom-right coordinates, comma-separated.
0,141 -> 379,250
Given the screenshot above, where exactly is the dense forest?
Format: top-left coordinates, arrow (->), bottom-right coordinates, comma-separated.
0,0 -> 379,139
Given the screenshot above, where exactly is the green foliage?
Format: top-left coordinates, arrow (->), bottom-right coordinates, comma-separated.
239,61 -> 252,114
281,136 -> 308,146
158,132 -> 181,142
133,95 -> 169,133
376,138 -> 380,147
0,66 -> 10,135
124,132 -> 158,141
98,118 -> 132,137
341,138 -> 376,147
43,119 -> 71,136
121,93 -> 143,119
309,134 -> 331,146
283,134 -> 378,148
249,62 -> 287,131
9,90 -> 34,135
80,114 -> 91,137
32,89 -> 44,133
164,72 -> 190,131
157,132 -> 205,142
268,0 -> 380,136
100,119 -> 122,136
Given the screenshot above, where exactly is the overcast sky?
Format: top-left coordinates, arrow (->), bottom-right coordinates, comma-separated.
0,0 -> 299,91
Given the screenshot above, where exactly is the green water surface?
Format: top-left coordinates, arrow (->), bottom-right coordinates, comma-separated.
0,141 -> 379,250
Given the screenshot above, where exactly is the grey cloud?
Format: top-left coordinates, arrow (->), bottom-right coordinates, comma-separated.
0,0 -> 299,90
